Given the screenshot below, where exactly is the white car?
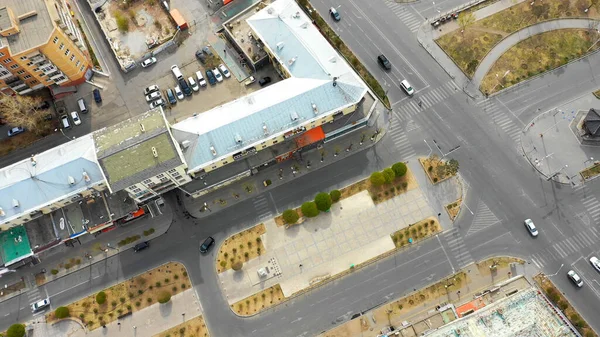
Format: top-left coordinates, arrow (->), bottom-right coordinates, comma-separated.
213,68 -> 223,82
188,76 -> 199,92
196,71 -> 207,87
567,270 -> 584,287
149,98 -> 166,109
174,86 -> 184,100
524,219 -> 538,237
31,298 -> 50,312
141,57 -> 157,68
218,64 -> 231,78
145,91 -> 162,102
590,256 -> 600,273
400,79 -> 415,96
70,111 -> 81,126
144,85 -> 159,95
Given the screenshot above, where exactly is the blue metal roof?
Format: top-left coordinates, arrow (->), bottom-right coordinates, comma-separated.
0,158 -> 104,221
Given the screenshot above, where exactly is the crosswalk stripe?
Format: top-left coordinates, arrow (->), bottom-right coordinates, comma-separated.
579,233 -> 595,246
554,245 -> 567,257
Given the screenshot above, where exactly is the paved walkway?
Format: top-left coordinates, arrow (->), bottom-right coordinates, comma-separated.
218,161 -> 462,303
472,18 -> 600,86
30,290 -> 201,337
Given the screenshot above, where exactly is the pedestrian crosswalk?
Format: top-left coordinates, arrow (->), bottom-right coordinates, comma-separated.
385,1 -> 423,32
252,195 -> 272,221
466,201 -> 501,237
395,82 -> 457,120
530,227 -> 600,268
476,99 -> 522,143
573,184 -> 600,225
26,286 -> 46,316
442,227 -> 474,269
388,118 -> 416,160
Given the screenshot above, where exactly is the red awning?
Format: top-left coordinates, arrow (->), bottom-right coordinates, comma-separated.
223,0 -> 233,4
132,208 -> 145,217
295,126 -> 325,148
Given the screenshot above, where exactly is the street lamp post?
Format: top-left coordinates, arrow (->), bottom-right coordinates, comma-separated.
548,263 -> 564,277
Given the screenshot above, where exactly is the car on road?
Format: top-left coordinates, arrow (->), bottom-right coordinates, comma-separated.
70,111 -> 81,126
213,68 -> 223,83
145,91 -> 162,102
218,64 -> 231,78
259,76 -> 272,87
174,86 -> 184,100
134,241 -> 150,252
7,126 -> 25,137
206,69 -> 217,85
178,78 -> 192,96
93,88 -> 102,103
144,85 -> 159,95
196,71 -> 207,87
149,98 -> 166,109
166,88 -> 177,105
141,57 -> 157,68
400,79 -> 415,96
567,270 -> 583,287
329,7 -> 341,21
590,256 -> 600,273
200,236 -> 215,253
377,54 -> 391,70
188,76 -> 199,92
31,298 -> 50,312
195,49 -> 207,64
524,219 -> 538,237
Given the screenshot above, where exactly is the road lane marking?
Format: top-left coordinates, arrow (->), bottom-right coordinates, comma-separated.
51,275 -> 101,297
437,235 -> 455,273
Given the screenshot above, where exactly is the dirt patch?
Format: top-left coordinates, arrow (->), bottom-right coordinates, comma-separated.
594,89 -> 600,99
318,316 -> 371,337
581,161 -> 600,180
35,273 -> 46,286
230,284 -> 285,316
46,262 -> 191,331
476,257 -> 524,278
0,279 -> 26,299
153,315 -> 210,337
216,223 -> 266,273
391,217 -> 441,248
445,199 -> 462,221
419,156 -> 458,184
480,29 -> 600,94
534,273 -> 598,336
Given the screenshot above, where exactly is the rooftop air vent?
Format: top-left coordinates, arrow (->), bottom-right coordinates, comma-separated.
300,22 -> 308,29
267,8 -> 274,14
0,208 -> 4,216
140,123 -> 146,132
68,176 -> 75,185
210,146 -> 217,157
30,156 -> 36,167
312,103 -> 318,115
263,124 -> 269,136
288,56 -> 297,66
329,56 -> 337,63
235,134 -> 243,144
12,199 -> 19,208
152,147 -> 158,158
276,42 -> 284,50
181,140 -> 191,149
290,112 -> 299,121
292,11 -> 300,18
83,171 -> 91,182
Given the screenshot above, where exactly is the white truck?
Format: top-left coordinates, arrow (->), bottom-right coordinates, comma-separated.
244,76 -> 256,86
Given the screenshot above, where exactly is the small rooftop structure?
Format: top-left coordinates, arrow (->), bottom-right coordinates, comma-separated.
94,107 -> 185,192
0,134 -> 103,226
171,0 -> 368,172
0,225 -> 33,267
0,0 -> 54,54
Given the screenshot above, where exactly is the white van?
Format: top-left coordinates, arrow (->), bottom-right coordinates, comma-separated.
195,71 -> 207,87
60,115 -> 71,129
171,65 -> 183,80
77,98 -> 88,114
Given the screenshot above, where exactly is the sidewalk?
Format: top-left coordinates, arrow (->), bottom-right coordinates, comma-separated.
183,111 -> 389,219
30,289 -> 202,337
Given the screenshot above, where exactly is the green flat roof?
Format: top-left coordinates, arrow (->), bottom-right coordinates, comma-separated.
0,225 -> 32,266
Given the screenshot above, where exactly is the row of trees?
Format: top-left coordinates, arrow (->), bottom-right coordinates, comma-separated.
370,162 -> 407,187
282,190 -> 341,224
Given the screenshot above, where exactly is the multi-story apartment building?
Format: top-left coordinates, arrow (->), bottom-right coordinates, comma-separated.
0,0 -> 91,96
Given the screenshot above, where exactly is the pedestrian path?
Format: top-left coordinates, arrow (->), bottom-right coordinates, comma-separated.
384,1 -> 422,32
441,227 -> 474,269
476,98 -> 522,143
573,184 -> 600,226
388,118 -> 417,160
530,227 -> 600,268
465,201 -> 501,237
252,194 -> 273,222
395,82 -> 457,120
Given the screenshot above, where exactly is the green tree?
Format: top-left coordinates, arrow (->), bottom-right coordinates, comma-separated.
391,162 -> 407,177
7,324 -> 25,337
157,291 -> 171,304
445,159 -> 459,175
96,291 -> 107,304
383,168 -> 395,184
301,201 -> 320,218
232,260 -> 243,271
55,306 -> 70,319
282,209 -> 299,224
370,172 -> 386,187
314,192 -> 332,212
330,190 -> 341,203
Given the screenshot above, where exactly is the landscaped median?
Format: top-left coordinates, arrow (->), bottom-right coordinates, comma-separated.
153,315 -> 210,337
580,161 -> 600,181
418,155 -> 459,184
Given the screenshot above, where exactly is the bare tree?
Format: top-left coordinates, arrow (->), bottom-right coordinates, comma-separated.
0,95 -> 49,135
458,12 -> 476,36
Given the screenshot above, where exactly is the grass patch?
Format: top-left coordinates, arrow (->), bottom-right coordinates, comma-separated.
436,0 -> 600,78
445,199 -> 462,221
594,89 -> 600,99
418,156 -> 458,184
391,217 -> 441,248
581,161 -> 600,180
481,29 -> 600,94
46,262 -> 191,331
76,20 -> 101,69
152,315 -> 210,337
216,224 -> 266,273
231,284 -> 285,316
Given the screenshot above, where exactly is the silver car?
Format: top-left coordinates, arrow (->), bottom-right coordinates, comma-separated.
145,91 -> 162,102
524,219 -> 538,237
141,57 -> 157,68
567,270 -> 583,287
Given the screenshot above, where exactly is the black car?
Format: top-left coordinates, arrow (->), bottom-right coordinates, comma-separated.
258,76 -> 272,87
206,70 -> 217,85
178,78 -> 192,96
200,237 -> 215,253
377,54 -> 391,71
195,50 -> 207,64
93,89 -> 102,103
133,241 -> 150,252
37,101 -> 50,110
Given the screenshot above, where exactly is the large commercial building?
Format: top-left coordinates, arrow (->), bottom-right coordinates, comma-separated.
0,0 -> 92,96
